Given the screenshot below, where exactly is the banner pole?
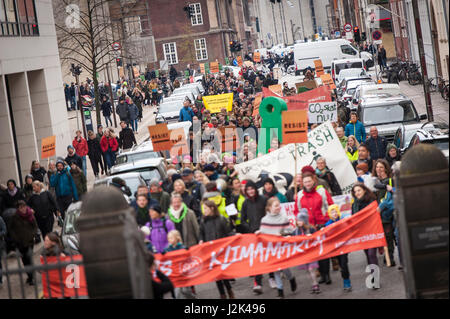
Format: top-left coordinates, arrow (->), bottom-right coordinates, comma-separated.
294,143 -> 298,195
384,246 -> 391,267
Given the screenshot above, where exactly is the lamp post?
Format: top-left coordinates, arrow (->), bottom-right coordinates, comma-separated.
70,64 -> 87,138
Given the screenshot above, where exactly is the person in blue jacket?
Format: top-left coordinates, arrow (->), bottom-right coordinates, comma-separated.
50,160 -> 78,219
179,100 -> 195,122
345,112 -> 366,143
377,186 -> 396,267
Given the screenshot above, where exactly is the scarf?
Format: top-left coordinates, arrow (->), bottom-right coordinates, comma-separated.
168,204 -> 188,224
17,206 -> 35,223
8,187 -> 18,197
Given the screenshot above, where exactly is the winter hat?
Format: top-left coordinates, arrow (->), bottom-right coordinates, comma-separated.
203,164 -> 215,172
67,145 -> 75,151
182,168 -> 193,176
297,208 -> 309,224
172,174 -> 182,183
244,180 -> 258,196
263,177 -> 276,188
56,159 -> 65,167
327,204 -> 341,220
356,163 -> 369,174
167,169 -> 178,177
149,205 -> 162,215
301,165 -> 315,175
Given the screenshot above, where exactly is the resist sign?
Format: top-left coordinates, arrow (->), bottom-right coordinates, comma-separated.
308,102 -> 337,123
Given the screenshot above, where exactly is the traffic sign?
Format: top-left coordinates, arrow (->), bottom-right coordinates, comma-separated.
335,31 -> 341,38
344,23 -> 352,33
111,42 -> 121,51
372,30 -> 382,41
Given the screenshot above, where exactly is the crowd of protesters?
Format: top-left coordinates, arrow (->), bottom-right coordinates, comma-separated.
1,54 -> 402,300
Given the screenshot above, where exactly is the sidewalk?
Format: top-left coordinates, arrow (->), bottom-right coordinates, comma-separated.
67,103 -> 157,189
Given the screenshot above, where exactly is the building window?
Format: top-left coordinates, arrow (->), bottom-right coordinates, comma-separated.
0,0 -> 38,37
163,42 -> 178,65
194,38 -> 208,61
189,3 -> 203,26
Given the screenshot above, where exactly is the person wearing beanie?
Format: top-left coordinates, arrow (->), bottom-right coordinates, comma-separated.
203,164 -> 218,181
261,177 -> 287,203
240,180 -> 267,295
385,143 -> 401,167
144,204 -> 175,254
23,174 -> 34,202
149,179 -> 171,215
324,205 -> 352,291
161,169 -> 178,194
3,179 -> 26,210
50,160 -> 78,219
65,145 -> 83,171
294,208 -> 320,294
301,165 -> 332,194
257,197 -> 297,299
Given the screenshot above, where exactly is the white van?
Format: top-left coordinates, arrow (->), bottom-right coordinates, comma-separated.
293,39 -> 359,74
331,58 -> 365,82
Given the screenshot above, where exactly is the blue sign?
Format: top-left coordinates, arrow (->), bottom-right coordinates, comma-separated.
372,30 -> 382,41
335,31 -> 341,38
233,59 -> 238,66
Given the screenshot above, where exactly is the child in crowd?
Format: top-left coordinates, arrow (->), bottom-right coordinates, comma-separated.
325,205 -> 352,291
356,163 -> 376,192
294,209 -> 320,294
164,230 -> 186,253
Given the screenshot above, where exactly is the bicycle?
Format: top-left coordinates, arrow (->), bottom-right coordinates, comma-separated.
425,76 -> 445,93
441,82 -> 449,101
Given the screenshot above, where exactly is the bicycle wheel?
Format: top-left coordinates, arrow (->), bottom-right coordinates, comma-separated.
442,85 -> 449,101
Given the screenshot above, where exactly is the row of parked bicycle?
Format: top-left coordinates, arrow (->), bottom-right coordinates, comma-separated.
380,60 -> 449,101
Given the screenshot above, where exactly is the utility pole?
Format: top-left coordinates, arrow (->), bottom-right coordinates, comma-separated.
106,62 -> 118,128
71,64 -> 87,138
411,0 -> 434,121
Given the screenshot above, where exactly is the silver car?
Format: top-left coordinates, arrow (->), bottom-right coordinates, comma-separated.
110,158 -> 167,184
61,202 -> 82,255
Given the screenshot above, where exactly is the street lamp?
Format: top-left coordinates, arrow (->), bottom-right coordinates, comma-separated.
70,63 -> 87,138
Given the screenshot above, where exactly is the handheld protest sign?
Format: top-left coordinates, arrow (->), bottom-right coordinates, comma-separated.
218,126 -> 240,154
282,110 -> 308,144
320,74 -> 336,90
258,96 -> 287,154
148,124 -> 171,152
314,60 -> 325,76
308,102 -> 338,123
199,63 -> 205,74
210,62 -> 219,74
252,93 -> 263,117
253,52 -> 261,63
295,80 -> 317,92
169,128 -> 189,157
202,93 -> 233,113
269,84 -> 282,96
41,135 -> 56,159
236,56 -> 243,67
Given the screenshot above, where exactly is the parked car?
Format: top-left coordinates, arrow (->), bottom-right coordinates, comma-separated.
93,172 -> 147,202
172,85 -> 201,99
407,125 -> 449,160
61,202 -> 82,255
110,158 -> 167,185
336,68 -> 367,86
331,58 -> 366,82
155,100 -> 185,123
338,78 -> 374,105
393,122 -> 449,155
337,76 -> 373,97
357,95 -> 427,143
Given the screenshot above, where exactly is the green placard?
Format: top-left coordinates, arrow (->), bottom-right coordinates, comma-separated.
185,70 -> 190,77
84,111 -> 90,116
219,63 -> 223,71
140,75 -> 145,81
155,69 -> 159,77
225,57 -> 229,65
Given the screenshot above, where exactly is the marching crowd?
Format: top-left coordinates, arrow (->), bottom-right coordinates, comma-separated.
0,58 -> 402,299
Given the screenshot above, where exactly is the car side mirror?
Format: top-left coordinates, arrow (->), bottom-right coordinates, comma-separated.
419,114 -> 427,120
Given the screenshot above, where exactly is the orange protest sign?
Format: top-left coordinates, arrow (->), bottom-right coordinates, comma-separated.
253,52 -> 261,63
252,93 -> 263,117
210,62 -> 219,73
282,110 -> 308,144
154,201 -> 386,287
41,135 -> 56,159
314,59 -> 325,76
236,56 -> 243,67
40,255 -> 88,298
320,73 -> 336,90
133,67 -> 140,78
148,124 -> 172,152
218,126 -> 241,153
169,128 -> 189,157
268,84 -> 283,96
199,63 -> 205,74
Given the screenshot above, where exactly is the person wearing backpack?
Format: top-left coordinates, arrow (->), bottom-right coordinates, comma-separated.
144,205 -> 175,254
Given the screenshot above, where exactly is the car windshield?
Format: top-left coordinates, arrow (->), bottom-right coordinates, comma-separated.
363,102 -> 417,126
423,139 -> 449,151
64,208 -> 81,235
339,69 -> 366,81
116,151 -> 160,164
123,176 -> 145,197
346,88 -> 356,95
133,168 -> 161,182
336,62 -> 363,75
159,102 -> 183,113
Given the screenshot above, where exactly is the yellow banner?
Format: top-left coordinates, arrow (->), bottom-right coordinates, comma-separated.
202,93 -> 234,114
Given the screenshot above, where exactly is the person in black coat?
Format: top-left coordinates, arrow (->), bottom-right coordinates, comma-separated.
27,181 -> 58,240
315,157 -> 342,196
101,95 -> 113,127
2,179 -> 26,210
118,121 -> 137,150
148,252 -> 174,299
30,160 -> 47,183
65,145 -> 83,170
169,66 -> 178,82
87,130 -> 105,177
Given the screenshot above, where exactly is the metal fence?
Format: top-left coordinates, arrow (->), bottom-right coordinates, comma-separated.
0,249 -> 85,299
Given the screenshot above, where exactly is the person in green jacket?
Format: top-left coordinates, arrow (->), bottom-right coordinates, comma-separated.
336,126 -> 348,149
69,162 -> 87,198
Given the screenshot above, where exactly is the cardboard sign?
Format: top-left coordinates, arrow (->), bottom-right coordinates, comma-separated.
210,62 -> 220,74
154,202 -> 386,287
133,67 -> 140,78
273,67 -> 282,80
169,128 -> 189,157
218,126 -> 241,153
332,194 -> 354,219
253,52 -> 261,63
320,74 -> 336,90
280,202 -> 297,229
282,110 -> 308,144
264,86 -> 331,111
202,93 -> 233,113
314,60 -> 325,76
269,84 -> 283,96
236,56 -> 243,67
252,93 -> 263,117
225,203 -> 239,216
148,123 -> 172,152
199,63 -> 205,74
41,135 -> 56,159
295,80 -> 317,91
308,101 -> 338,123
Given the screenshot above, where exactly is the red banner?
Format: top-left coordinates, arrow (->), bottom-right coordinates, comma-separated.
43,202 -> 385,293
155,201 -> 386,287
41,255 -> 88,298
262,86 -> 331,111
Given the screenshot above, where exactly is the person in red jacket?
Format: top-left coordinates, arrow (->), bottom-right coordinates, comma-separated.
72,130 -> 88,176
100,128 -> 119,172
297,172 -> 334,286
